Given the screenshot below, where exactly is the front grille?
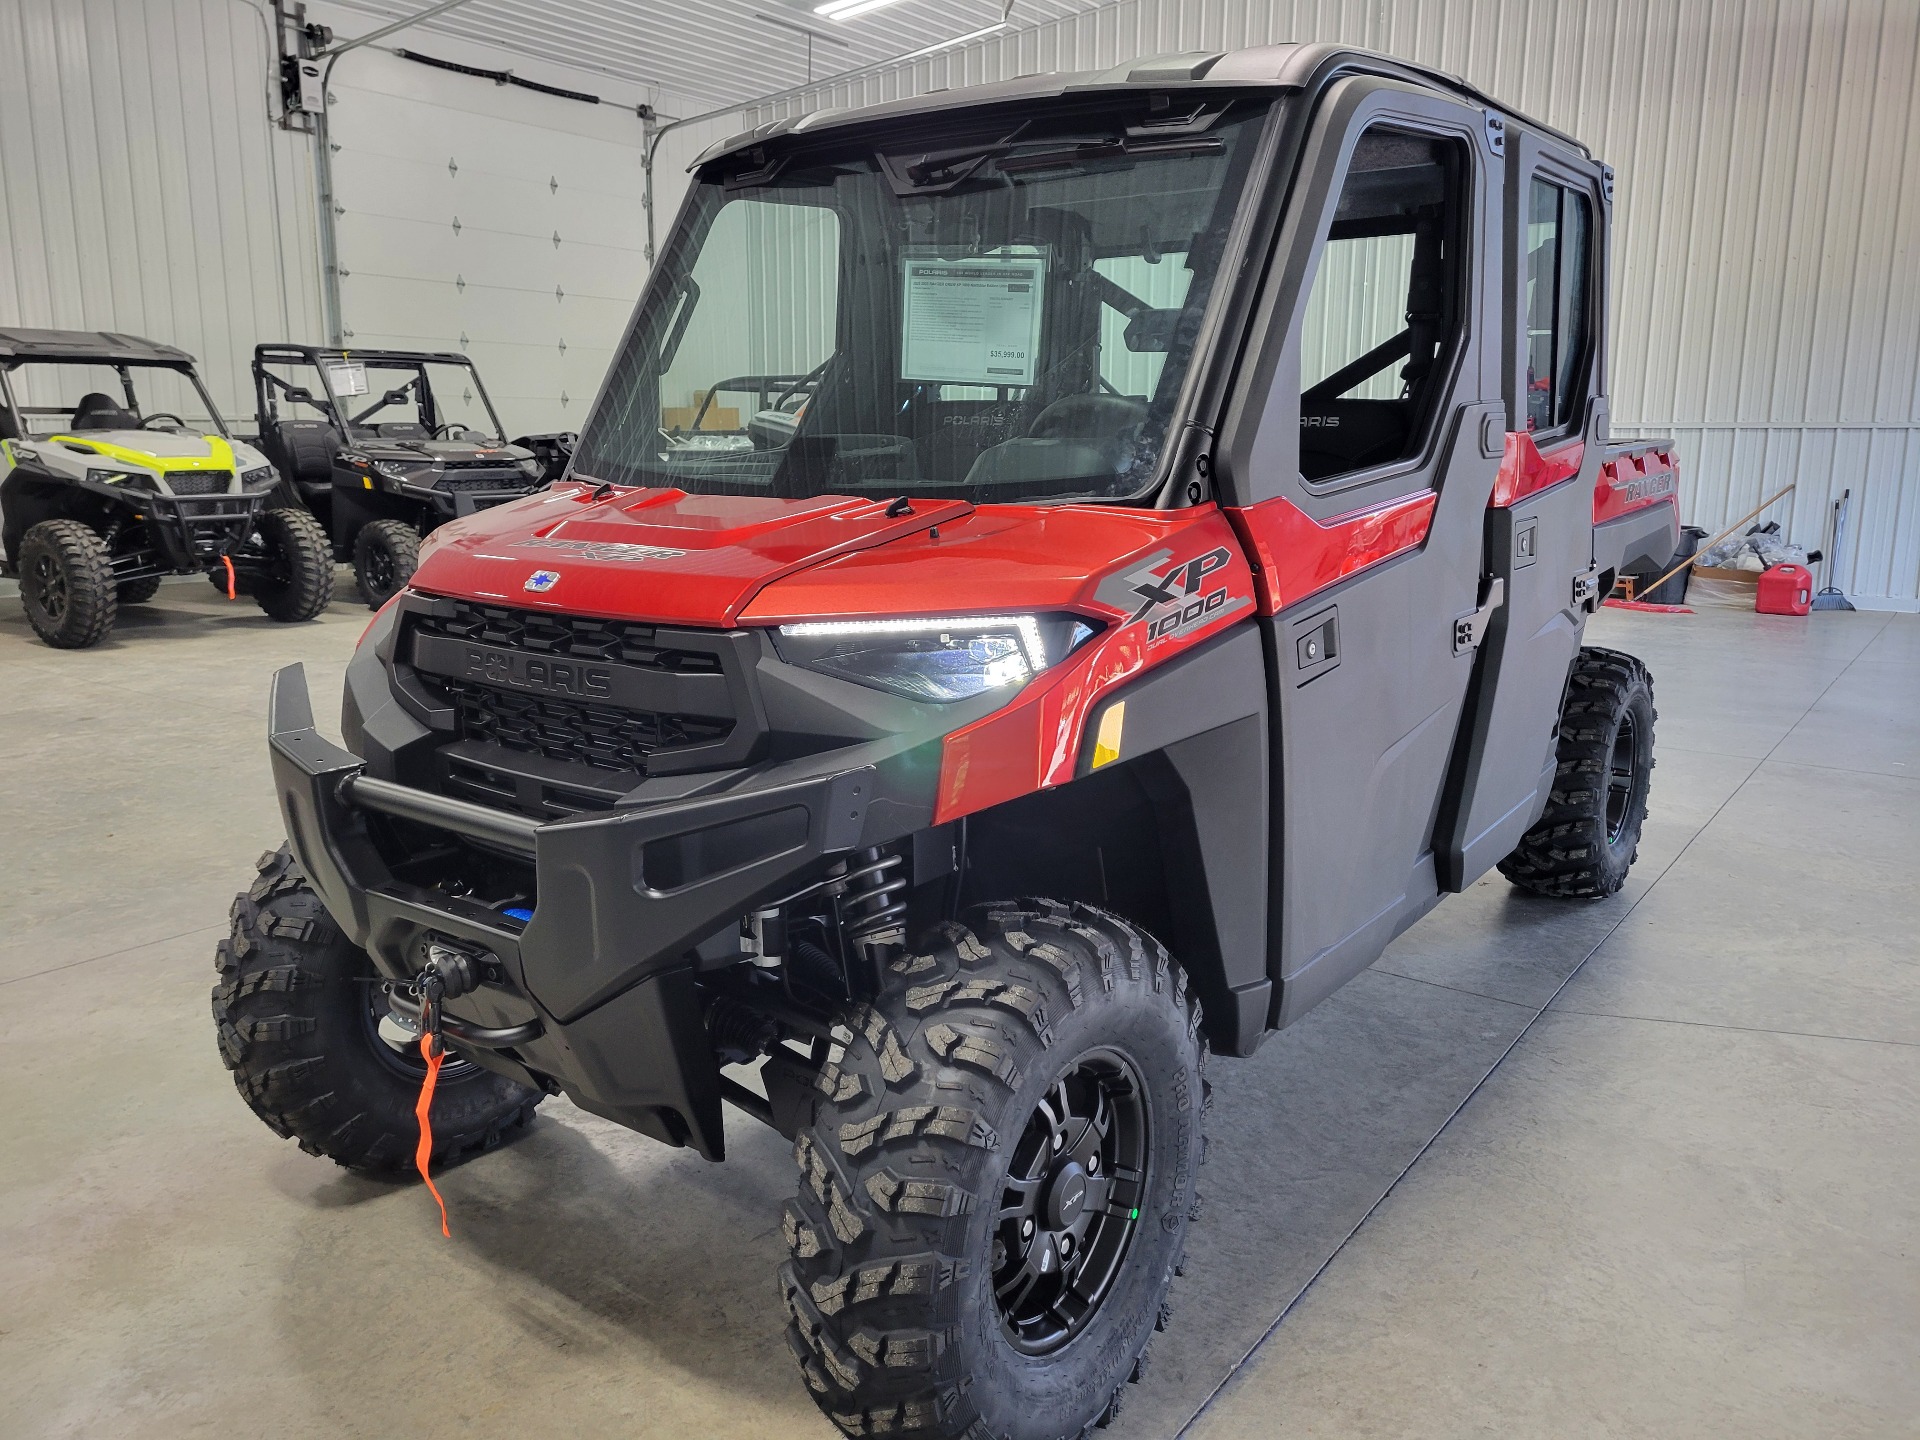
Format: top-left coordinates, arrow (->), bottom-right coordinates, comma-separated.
438,471 -> 532,495
443,681 -> 732,773
404,601 -> 745,808
166,471 -> 232,495
413,600 -> 726,673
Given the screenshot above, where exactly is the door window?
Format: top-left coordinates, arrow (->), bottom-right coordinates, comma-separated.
1524,179 -> 1593,433
1297,127 -> 1466,483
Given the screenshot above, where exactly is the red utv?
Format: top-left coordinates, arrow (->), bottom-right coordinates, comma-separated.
215,44 -> 1679,1440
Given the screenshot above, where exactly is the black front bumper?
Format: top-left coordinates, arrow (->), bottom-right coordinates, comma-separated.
139,490 -> 266,571
267,663 -> 889,1159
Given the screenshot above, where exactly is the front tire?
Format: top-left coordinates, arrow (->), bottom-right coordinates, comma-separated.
1499,646 -> 1656,898
784,902 -> 1207,1440
353,519 -> 420,609
116,574 -> 164,605
20,519 -> 117,649
251,507 -> 335,622
214,846 -> 542,1173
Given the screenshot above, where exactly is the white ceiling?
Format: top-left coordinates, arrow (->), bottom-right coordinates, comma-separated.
321,0 -> 1108,112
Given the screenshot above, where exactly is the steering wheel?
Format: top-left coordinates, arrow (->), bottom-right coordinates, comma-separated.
140,413 -> 187,430
432,423 -> 478,441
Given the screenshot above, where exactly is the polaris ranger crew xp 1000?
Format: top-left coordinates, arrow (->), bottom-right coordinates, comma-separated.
252,344 -> 569,608
218,45 -> 1681,1440
1,329 -> 333,648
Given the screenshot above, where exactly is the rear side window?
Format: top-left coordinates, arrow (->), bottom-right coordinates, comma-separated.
1524,179 -> 1593,433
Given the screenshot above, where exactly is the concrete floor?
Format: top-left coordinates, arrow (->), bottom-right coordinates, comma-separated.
1,577 -> 1915,1439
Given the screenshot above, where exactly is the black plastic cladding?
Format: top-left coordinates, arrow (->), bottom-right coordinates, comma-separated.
303,600 -> 1011,1159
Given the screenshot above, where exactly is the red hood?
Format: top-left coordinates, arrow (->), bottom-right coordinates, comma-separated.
409,483 -> 1216,628
408,485 -> 973,626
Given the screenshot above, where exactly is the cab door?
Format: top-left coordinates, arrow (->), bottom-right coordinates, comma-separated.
1216,77 -> 1507,1026
1434,136 -> 1610,889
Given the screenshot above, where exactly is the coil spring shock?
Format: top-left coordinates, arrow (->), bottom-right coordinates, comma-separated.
838,846 -> 907,953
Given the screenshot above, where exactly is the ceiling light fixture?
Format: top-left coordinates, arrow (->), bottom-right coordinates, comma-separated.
891,21 -> 1011,61
813,0 -> 909,20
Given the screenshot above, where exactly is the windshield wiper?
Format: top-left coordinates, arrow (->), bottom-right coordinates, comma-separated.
877,121 -> 1031,194
996,135 -> 1224,174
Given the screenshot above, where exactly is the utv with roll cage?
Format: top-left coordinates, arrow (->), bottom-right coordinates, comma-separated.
0,328 -> 333,648
214,44 -> 1680,1440
251,343 -> 572,608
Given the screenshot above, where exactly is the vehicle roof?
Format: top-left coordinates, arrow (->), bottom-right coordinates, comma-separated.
695,41 -> 1587,168
254,343 -> 475,366
0,327 -> 196,365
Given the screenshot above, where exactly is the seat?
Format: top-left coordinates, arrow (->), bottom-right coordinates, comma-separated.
273,421 -> 340,493
69,392 -> 140,431
960,393 -> 1147,491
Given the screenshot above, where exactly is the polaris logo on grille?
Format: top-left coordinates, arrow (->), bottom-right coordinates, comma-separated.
463,645 -> 612,698
524,570 -> 561,593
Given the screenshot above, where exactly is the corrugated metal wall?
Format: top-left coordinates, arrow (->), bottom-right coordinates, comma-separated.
658,0 -> 1920,604
0,0 -> 326,421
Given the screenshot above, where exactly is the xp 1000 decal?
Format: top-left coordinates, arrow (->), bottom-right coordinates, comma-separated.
1099,544 -> 1254,645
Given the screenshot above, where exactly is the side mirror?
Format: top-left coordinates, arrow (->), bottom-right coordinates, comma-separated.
285,386 -> 315,404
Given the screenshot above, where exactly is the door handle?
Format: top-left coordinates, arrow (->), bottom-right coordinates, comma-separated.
1453,577 -> 1505,654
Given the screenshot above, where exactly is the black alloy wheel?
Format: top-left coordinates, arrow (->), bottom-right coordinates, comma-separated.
994,1052 -> 1148,1355
1606,707 -> 1642,845
29,549 -> 67,621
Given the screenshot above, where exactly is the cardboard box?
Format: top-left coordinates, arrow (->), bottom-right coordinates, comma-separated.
1690,563 -> 1760,585
662,390 -> 741,433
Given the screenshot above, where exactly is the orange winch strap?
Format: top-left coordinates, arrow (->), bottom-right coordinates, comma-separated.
221,554 -> 236,600
415,1035 -> 450,1237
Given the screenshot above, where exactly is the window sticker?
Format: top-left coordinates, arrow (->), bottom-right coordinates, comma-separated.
900,251 -> 1047,388
325,361 -> 369,398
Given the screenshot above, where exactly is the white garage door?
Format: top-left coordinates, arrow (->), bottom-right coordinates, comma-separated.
323,46 -> 648,438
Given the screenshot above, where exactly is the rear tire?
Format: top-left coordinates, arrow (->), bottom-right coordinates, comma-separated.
20,519 -> 117,649
251,507 -> 334,622
354,519 -> 420,609
116,574 -> 164,605
783,901 -> 1207,1440
1499,646 -> 1656,898
214,845 -> 542,1173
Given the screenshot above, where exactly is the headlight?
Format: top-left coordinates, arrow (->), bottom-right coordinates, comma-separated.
86,466 -> 153,489
371,458 -> 423,490
241,464 -> 277,488
773,614 -> 1095,703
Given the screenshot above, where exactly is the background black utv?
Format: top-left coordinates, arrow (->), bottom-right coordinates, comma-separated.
215,44 -> 1680,1440
251,343 -> 574,608
0,328 -> 332,648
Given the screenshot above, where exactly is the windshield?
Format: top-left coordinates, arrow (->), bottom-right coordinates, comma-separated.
575,97 -> 1273,504
2,361 -> 228,439
261,356 -> 506,443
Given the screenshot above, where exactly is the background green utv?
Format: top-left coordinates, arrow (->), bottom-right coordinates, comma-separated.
0,328 -> 333,649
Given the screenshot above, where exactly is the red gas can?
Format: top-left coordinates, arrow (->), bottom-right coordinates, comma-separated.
1756,563 -> 1814,615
